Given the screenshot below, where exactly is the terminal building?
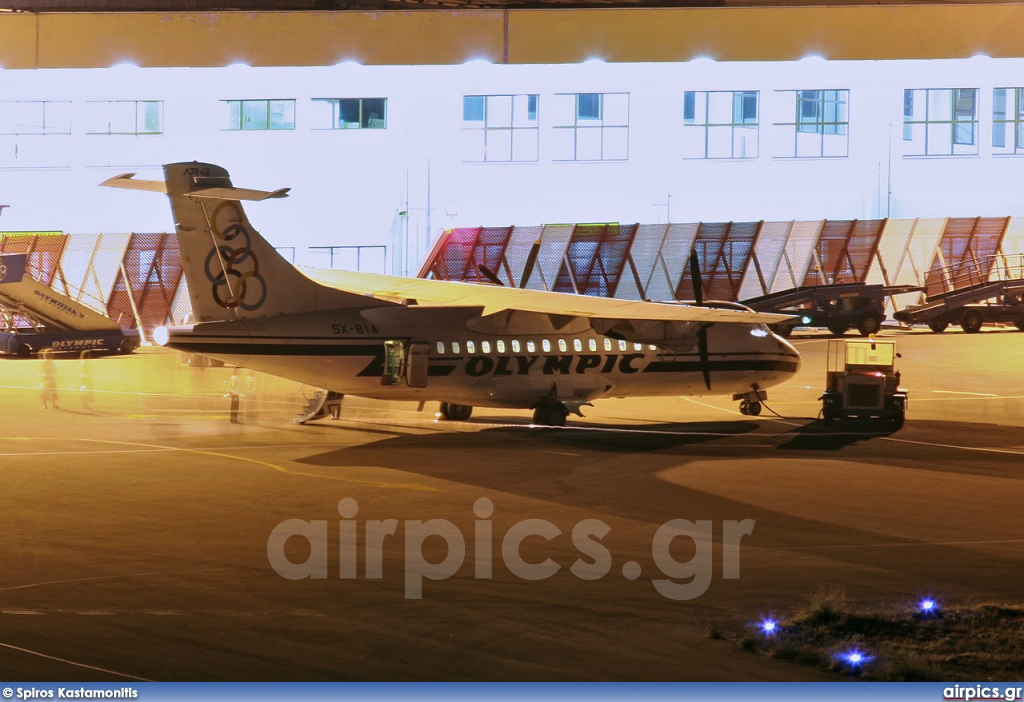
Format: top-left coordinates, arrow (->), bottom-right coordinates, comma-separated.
1,7 -> 1024,333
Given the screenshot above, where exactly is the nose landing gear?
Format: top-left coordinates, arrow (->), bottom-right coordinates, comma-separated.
738,399 -> 762,416
733,383 -> 767,417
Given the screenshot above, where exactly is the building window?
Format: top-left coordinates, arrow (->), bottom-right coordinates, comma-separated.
86,101 -> 162,135
0,101 -> 71,135
682,90 -> 758,159
224,100 -> 295,130
312,98 -> 386,129
552,92 -> 629,161
903,88 -> 978,156
462,94 -> 538,162
776,90 -> 849,157
993,88 -> 1024,154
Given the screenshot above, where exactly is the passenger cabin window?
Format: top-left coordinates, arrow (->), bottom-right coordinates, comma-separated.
573,338 -> 583,352
604,338 -> 613,351
512,340 -> 521,353
452,341 -> 461,354
436,341 -> 445,354
589,339 -> 598,352
634,343 -> 643,351
618,340 -> 627,351
497,340 -> 506,353
558,339 -> 568,352
527,340 -> 536,353
466,340 -> 476,354
481,340 -> 491,353
542,339 -> 551,352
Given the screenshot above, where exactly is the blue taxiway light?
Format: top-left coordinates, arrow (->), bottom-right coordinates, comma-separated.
840,650 -> 872,666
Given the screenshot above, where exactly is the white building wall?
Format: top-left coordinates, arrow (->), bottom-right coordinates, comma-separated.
0,57 -> 1022,275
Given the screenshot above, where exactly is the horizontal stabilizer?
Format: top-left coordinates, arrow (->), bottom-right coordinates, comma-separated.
100,173 -> 167,193
102,173 -> 289,201
189,186 -> 290,201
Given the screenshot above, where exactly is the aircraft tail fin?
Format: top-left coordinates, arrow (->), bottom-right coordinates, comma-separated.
102,162 -> 384,322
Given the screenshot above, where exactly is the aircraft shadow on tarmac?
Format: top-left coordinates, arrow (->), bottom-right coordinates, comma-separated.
293,418 -> 1024,596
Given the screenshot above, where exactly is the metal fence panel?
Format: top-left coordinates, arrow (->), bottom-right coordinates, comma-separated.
773,220 -> 822,292
528,223 -> 574,292
740,221 -> 791,299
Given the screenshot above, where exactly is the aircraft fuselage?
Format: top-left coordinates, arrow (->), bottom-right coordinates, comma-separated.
163,305 -> 800,409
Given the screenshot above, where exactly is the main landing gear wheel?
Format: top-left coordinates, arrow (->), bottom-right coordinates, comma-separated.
439,402 -> 473,421
738,399 -> 762,416
532,403 -> 568,427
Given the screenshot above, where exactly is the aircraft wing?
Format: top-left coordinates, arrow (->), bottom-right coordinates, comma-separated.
301,266 -> 795,327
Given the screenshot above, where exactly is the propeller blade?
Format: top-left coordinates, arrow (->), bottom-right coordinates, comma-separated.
697,325 -> 711,391
688,250 -> 703,306
520,240 -> 541,289
477,264 -> 505,286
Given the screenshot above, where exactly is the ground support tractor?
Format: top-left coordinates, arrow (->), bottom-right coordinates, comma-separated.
820,338 -> 907,428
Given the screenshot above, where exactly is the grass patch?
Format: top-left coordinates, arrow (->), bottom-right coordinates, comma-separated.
720,587 -> 1024,681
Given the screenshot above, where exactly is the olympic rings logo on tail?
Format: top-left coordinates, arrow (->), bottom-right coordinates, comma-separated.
205,201 -> 267,311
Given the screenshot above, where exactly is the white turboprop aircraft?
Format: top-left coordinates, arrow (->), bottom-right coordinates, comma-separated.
102,162 -> 801,426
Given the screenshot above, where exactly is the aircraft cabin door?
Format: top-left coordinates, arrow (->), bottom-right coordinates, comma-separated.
382,340 -> 405,386
406,342 -> 429,388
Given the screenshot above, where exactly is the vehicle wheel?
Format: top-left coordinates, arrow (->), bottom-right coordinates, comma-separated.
738,400 -> 749,415
746,401 -> 762,416
827,324 -> 848,336
532,403 -> 567,427
857,311 -> 882,337
16,344 -> 31,357
119,339 -> 135,354
441,402 -> 473,421
961,310 -> 984,334
927,320 -> 949,333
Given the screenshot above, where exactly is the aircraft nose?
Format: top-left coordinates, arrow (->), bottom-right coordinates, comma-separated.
772,332 -> 802,375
